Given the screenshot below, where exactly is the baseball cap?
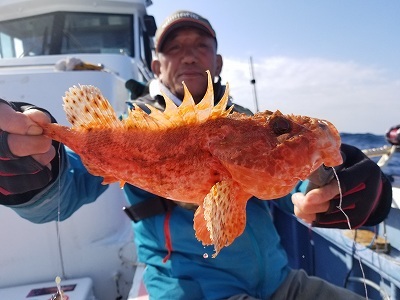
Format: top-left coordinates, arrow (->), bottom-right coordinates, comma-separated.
155,10 -> 217,52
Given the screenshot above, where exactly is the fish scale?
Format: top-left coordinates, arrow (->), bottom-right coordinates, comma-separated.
40,71 -> 343,257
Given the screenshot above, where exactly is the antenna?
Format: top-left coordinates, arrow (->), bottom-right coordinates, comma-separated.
249,56 -> 259,112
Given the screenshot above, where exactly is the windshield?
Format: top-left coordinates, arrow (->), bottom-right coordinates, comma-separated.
0,11 -> 134,58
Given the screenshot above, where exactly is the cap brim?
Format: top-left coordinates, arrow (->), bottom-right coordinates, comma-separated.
156,19 -> 216,52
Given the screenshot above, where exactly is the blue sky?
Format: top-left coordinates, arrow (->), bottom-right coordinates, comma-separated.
147,1 -> 400,134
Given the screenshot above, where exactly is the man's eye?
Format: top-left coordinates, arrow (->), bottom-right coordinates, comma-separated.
198,43 -> 210,50
165,45 -> 180,52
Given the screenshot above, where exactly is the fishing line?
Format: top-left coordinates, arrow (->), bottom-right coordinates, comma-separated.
331,167 -> 368,299
55,142 -> 66,280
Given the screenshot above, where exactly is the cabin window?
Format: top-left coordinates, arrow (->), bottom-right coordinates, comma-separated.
0,14 -> 53,58
0,12 -> 134,58
60,13 -> 133,56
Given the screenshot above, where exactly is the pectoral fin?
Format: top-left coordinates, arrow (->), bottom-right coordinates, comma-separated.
81,158 -> 121,186
194,180 -> 251,257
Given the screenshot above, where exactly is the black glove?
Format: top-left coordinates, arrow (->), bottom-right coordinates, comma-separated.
0,100 -> 60,205
312,143 -> 392,229
0,130 -> 53,196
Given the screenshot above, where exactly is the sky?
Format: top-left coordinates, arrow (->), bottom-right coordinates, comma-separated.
147,1 -> 400,134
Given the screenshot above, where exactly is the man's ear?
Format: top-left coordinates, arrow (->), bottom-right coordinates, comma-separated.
216,54 -> 223,76
151,59 -> 161,76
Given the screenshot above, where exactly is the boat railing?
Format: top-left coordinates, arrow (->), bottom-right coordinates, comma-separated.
363,144 -> 400,168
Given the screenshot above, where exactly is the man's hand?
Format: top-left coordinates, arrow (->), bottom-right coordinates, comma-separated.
0,102 -> 55,196
292,144 -> 392,229
0,103 -> 54,165
292,180 -> 339,224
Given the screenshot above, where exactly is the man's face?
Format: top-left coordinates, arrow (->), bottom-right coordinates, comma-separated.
153,27 -> 222,103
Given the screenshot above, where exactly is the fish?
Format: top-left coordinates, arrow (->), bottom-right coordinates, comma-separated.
40,71 -> 343,257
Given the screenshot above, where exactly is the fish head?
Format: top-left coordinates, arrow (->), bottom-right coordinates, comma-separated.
210,109 -> 343,199
263,110 -> 343,176
282,111 -> 340,160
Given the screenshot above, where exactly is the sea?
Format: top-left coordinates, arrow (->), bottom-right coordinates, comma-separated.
340,133 -> 400,177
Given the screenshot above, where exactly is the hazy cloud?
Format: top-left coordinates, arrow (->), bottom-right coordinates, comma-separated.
221,56 -> 400,134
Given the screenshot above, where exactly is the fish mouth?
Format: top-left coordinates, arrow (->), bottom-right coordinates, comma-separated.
323,149 -> 344,167
314,119 -> 343,167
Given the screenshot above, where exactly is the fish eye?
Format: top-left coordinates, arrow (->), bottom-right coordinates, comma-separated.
318,120 -> 328,130
271,117 -> 292,135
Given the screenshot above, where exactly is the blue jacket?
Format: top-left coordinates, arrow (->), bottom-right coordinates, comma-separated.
10,147 -> 302,299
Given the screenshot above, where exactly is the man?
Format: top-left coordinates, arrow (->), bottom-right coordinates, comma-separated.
0,10 -> 392,300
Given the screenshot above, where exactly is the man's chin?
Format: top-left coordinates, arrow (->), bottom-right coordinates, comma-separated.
182,78 -> 208,91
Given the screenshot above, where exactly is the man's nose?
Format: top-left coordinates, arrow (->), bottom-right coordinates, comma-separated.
181,46 -> 197,63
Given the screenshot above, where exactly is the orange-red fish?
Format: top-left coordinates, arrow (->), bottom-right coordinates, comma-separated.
41,71 -> 343,257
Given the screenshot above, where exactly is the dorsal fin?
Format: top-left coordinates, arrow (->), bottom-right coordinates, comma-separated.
211,82 -> 234,118
194,70 -> 215,122
62,71 -> 232,131
63,85 -> 121,129
123,104 -> 165,130
178,82 -> 198,123
126,70 -> 232,130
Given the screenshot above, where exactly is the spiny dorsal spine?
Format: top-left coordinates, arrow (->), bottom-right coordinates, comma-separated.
62,70 -> 233,131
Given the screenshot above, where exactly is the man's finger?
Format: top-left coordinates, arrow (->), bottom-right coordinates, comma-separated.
0,104 -> 46,135
292,192 -> 330,215
293,208 -> 315,224
31,147 -> 56,167
305,180 -> 341,205
7,134 -> 53,157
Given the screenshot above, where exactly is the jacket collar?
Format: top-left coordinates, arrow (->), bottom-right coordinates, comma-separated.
149,79 -> 182,106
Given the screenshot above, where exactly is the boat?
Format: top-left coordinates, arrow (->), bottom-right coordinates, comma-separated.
0,1 -> 399,299
0,1 -> 155,299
